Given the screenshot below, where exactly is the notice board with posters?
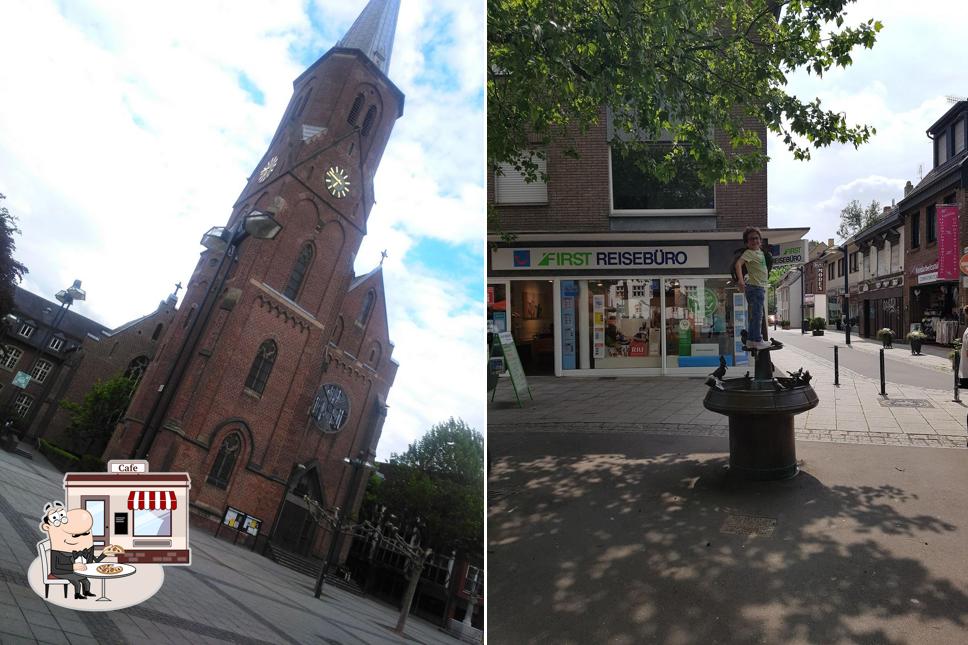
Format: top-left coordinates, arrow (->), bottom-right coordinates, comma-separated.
492,331 -> 533,407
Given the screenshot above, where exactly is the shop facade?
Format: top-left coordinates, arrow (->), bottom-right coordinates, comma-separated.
488,232 -> 806,376
898,100 -> 968,345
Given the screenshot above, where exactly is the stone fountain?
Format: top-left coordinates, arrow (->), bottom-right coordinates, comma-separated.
703,337 -> 819,480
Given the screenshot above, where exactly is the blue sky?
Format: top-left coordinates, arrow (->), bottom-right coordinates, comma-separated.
0,0 -> 485,460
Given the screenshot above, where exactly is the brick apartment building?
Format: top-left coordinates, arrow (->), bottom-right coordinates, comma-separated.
102,0 -> 401,564
487,110 -> 808,376
0,285 -> 174,454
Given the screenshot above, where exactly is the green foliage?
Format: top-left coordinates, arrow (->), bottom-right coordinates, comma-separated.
876,327 -> 894,340
810,317 -> 826,331
0,194 -> 28,321
905,330 -> 926,341
37,438 -> 80,472
366,418 -> 484,554
489,1 -> 882,184
837,199 -> 881,241
60,373 -> 136,456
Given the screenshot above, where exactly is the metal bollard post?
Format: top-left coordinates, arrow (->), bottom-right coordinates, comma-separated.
954,352 -> 961,403
879,348 -> 887,396
834,345 -> 839,386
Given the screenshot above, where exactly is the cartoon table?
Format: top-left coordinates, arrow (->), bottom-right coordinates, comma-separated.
83,564 -> 137,602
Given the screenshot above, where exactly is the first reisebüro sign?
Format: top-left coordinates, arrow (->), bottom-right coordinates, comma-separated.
492,246 -> 710,270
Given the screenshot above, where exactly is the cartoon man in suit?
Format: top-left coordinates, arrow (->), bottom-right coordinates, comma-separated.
40,502 -> 118,600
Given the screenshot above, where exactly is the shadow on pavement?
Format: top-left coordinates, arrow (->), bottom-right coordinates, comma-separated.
487,432 -> 968,644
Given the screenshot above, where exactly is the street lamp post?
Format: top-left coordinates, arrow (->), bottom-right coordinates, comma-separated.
843,245 -> 851,346
132,211 -> 282,459
313,452 -> 375,598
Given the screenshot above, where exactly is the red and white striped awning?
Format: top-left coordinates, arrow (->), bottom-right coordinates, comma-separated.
127,491 -> 177,511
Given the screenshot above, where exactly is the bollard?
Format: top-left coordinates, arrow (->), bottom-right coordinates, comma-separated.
954,351 -> 961,403
833,346 -> 839,386
879,348 -> 887,396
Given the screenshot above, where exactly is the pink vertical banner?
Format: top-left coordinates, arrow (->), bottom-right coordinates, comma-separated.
937,204 -> 960,280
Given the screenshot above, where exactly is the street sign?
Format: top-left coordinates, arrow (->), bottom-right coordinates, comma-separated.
959,253 -> 968,276
492,332 -> 532,407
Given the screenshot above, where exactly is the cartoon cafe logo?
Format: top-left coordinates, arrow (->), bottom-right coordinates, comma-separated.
26,462 -> 191,612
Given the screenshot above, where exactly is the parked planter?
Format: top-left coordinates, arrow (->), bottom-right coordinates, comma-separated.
812,330 -> 824,336
910,340 -> 922,355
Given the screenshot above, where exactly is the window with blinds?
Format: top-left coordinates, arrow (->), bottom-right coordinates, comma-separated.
494,156 -> 547,204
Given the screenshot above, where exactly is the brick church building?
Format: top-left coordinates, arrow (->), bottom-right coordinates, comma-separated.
103,0 -> 401,562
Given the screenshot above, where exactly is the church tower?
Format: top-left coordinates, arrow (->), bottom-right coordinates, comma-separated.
105,0 -> 402,561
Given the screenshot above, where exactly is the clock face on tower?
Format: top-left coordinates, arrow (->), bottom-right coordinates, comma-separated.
311,383 -> 350,432
324,166 -> 351,198
258,156 -> 278,183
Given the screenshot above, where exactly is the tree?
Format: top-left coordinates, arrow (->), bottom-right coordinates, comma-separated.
836,199 -> 881,241
0,194 -> 28,321
489,1 -> 881,184
60,373 -> 136,455
364,418 -> 485,554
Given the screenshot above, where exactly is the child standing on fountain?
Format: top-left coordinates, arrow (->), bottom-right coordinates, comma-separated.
735,226 -> 772,350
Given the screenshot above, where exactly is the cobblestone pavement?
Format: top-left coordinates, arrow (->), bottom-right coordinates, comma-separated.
489,328 -> 968,449
0,450 -> 460,645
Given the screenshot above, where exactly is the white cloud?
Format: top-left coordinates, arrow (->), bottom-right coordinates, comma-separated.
768,1 -> 965,243
0,0 -> 485,462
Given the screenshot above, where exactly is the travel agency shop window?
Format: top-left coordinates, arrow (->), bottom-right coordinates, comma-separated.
489,240 -> 752,376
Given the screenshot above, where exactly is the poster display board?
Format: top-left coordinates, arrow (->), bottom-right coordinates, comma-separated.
560,281 -> 578,369
492,332 -> 533,407
937,204 -> 960,280
593,294 -> 605,359
732,293 -> 749,366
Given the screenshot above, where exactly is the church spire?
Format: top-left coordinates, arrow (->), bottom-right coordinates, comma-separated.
336,0 -> 400,76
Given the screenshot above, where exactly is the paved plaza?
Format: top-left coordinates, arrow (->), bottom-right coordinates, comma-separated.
490,328 -> 968,448
488,328 -> 968,644
0,449 -> 461,645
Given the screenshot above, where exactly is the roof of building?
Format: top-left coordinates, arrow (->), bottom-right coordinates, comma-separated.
926,99 -> 967,134
336,0 -> 400,76
897,148 -> 968,211
12,287 -> 109,341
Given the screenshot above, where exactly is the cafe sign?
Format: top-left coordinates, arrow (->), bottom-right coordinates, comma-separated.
492,246 -> 709,271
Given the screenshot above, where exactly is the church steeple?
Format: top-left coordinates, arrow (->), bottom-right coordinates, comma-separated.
336,0 -> 400,76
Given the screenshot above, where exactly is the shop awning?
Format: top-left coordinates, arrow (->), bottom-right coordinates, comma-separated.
127,491 -> 177,511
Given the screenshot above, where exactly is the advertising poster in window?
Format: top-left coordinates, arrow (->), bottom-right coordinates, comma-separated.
733,293 -> 749,366
560,281 -> 578,369
593,294 -> 605,358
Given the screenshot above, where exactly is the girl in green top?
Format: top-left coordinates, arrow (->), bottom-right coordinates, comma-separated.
734,226 -> 771,350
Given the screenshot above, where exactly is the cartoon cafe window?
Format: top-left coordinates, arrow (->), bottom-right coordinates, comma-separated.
128,491 -> 175,537
207,433 -> 241,489
310,383 -> 350,432
244,340 -> 277,394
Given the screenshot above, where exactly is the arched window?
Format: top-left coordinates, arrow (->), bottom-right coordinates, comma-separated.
283,244 -> 314,300
357,290 -> 376,326
152,323 -> 164,341
360,105 -> 377,137
244,340 -> 277,394
207,433 -> 241,489
347,93 -> 364,126
124,356 -> 150,388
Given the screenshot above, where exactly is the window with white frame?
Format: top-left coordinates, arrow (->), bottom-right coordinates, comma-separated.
48,337 -> 65,351
13,393 -> 32,417
890,240 -> 900,272
494,153 -> 548,204
462,564 -> 482,595
18,323 -> 34,339
877,244 -> 888,275
1,346 -> 22,370
30,359 -> 52,384
863,250 -> 870,277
